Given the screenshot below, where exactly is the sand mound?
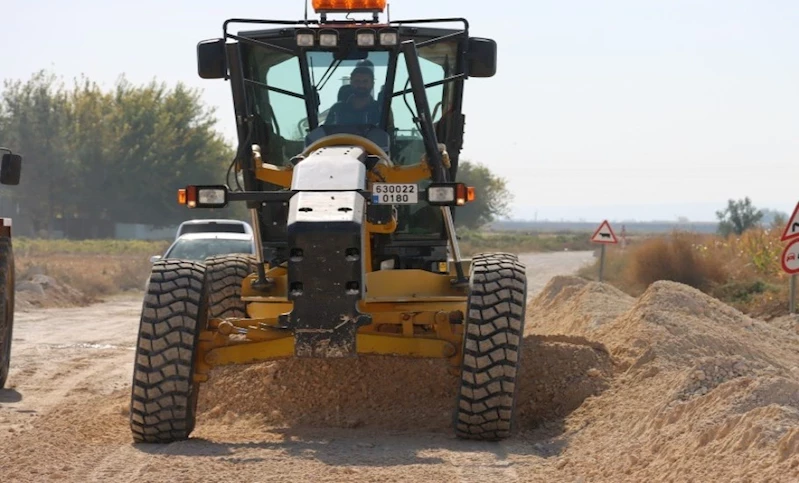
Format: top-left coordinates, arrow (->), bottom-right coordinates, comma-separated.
196,333 -> 615,433
15,274 -> 92,310
528,275 -> 635,336
196,276 -> 799,479
523,276 -> 799,480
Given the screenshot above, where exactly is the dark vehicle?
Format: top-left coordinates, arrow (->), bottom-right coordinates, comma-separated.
0,147 -> 22,389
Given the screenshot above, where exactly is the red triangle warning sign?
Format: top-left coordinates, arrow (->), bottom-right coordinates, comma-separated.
591,220 -> 617,244
780,201 -> 799,242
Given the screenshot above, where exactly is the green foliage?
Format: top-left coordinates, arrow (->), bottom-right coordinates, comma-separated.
715,197 -> 764,237
453,160 -> 512,229
0,70 -> 241,237
712,280 -> 771,304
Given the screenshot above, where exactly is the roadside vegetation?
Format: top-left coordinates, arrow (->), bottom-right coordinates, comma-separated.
14,238 -> 169,303
12,229 -> 598,301
459,229 -> 594,256
578,198 -> 793,319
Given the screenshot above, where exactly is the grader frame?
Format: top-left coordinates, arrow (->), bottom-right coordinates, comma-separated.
129,1 -> 527,444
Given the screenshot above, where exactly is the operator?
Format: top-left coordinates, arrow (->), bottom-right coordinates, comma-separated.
325,65 -> 381,126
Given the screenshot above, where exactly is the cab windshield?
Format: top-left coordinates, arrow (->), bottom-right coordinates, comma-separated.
307,51 -> 390,129
244,38 -> 457,166
242,32 -> 461,236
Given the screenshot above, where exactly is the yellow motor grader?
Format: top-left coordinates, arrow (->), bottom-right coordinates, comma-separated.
129,0 -> 527,443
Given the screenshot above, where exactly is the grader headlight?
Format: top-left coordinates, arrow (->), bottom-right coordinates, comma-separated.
318,29 -> 339,47
426,183 -> 476,206
378,28 -> 398,46
356,29 -> 376,47
296,29 -> 315,47
179,185 -> 228,209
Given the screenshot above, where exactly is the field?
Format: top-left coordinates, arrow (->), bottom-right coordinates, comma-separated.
10,232 -> 594,310
11,225 -> 795,323
12,238 -> 169,309
576,225 -> 794,320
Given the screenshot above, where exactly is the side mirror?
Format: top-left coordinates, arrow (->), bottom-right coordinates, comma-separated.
149,255 -> 162,264
467,37 -> 497,78
197,38 -> 227,79
0,152 -> 22,185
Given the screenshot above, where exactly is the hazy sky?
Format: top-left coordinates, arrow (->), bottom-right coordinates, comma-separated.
2,0 -> 797,222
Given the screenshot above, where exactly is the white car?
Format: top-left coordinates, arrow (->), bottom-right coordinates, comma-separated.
150,232 -> 256,264
175,219 -> 253,240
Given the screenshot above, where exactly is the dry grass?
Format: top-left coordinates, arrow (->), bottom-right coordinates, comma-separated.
626,232 -> 728,292
579,226 -> 793,319
13,238 -> 169,303
11,230 -> 594,305
17,254 -> 154,298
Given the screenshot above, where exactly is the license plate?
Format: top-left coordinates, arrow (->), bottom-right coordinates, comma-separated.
371,183 -> 418,204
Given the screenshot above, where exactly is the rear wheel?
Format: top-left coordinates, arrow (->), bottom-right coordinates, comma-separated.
205,254 -> 256,319
0,236 -> 14,389
129,260 -> 208,443
453,252 -> 527,441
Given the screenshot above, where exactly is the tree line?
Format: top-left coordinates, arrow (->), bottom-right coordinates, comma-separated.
0,70 -> 510,238
0,70 -> 237,237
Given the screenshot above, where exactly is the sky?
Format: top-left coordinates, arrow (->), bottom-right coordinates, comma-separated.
1,0 -> 797,222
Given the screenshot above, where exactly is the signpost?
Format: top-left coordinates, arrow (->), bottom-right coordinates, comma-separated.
780,201 -> 799,314
590,220 -> 617,282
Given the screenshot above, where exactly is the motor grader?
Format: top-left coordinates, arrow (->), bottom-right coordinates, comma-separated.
0,147 -> 22,389
129,0 -> 527,444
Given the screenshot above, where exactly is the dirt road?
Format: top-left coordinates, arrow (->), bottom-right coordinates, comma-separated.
4,249 -> 798,481
0,251 -> 599,482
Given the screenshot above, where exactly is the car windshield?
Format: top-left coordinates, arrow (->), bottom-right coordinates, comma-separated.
165,238 -> 253,261
179,223 -> 246,235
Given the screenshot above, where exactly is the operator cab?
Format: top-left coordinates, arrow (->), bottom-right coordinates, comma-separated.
195,0 -> 496,268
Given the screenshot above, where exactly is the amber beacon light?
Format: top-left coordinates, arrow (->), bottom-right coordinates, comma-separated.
312,0 -> 387,12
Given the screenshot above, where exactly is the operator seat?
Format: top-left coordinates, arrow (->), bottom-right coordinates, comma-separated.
338,84 -> 353,102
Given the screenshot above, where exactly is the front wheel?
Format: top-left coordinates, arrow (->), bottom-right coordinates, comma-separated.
453,252 -> 527,441
129,260 -> 208,443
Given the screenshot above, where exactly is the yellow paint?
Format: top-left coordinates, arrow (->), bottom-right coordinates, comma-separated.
202,332 -> 456,368
254,163 -> 293,188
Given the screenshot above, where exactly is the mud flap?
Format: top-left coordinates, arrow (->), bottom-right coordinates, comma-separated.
280,190 -> 371,358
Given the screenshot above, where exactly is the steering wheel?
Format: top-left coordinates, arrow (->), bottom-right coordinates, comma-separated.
299,129 -> 393,166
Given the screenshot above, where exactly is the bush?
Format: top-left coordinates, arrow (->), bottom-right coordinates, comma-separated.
624,231 -> 728,293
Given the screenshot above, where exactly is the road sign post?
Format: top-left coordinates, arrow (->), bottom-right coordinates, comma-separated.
599,244 -> 606,282
591,220 -> 618,282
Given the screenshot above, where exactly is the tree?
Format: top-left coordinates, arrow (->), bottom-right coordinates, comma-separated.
0,70 -> 71,236
0,70 -> 240,238
716,197 -> 763,237
759,208 -> 788,230
453,160 -> 513,229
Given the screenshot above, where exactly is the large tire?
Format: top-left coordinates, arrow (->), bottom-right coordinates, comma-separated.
204,254 -> 256,320
453,252 -> 527,441
129,260 -> 208,443
0,236 -> 14,389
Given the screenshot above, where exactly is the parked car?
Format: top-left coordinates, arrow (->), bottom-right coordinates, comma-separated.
174,219 -> 253,240
151,232 -> 256,264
